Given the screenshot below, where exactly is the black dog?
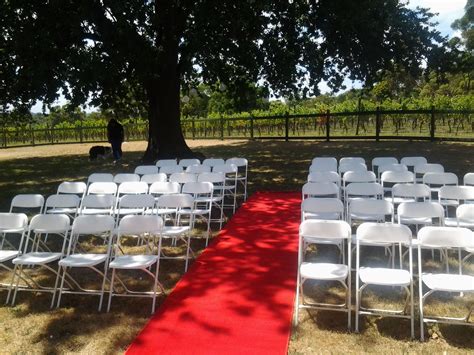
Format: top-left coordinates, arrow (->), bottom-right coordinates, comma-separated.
89,146 -> 112,161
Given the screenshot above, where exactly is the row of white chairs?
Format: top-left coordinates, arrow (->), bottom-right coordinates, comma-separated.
295,220 -> 474,340
0,212 -> 190,314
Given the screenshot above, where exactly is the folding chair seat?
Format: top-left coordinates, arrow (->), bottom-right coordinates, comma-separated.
464,172 -> 474,186
182,182 -> 213,246
355,223 -> 414,338
212,164 -> 238,214
10,194 -> 44,215
307,171 -> 341,187
381,171 -> 415,195
423,172 -> 458,200
397,201 -> 444,230
371,157 -> 398,177
339,162 -> 367,175
339,157 -> 365,165
445,204 -> 474,228
10,214 -> 71,307
0,213 -> 28,296
57,182 -> 87,199
294,220 -> 352,329
439,186 -> 474,218
311,157 -> 338,172
226,158 -> 249,201
86,182 -> 118,196
301,198 -> 344,221
390,183 -> 430,207
186,165 -> 211,174
87,173 -> 114,186
56,215 -> 116,310
169,172 -> 198,188
155,159 -> 177,168
202,158 -> 225,168
107,215 -> 164,313
414,163 -> 444,183
159,165 -> 183,176
79,195 -> 116,216
197,172 -> 225,229
45,194 -> 80,219
114,173 -> 140,184
302,182 -> 339,200
417,226 -> 474,340
400,156 -> 427,172
178,158 -> 201,168
377,163 -> 408,182
141,173 -> 167,185
156,194 -> 195,271
134,165 -> 159,175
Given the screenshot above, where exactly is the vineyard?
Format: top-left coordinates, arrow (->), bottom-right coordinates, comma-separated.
1,108 -> 473,148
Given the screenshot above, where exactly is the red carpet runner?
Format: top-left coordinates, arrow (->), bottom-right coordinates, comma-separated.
126,191 -> 301,355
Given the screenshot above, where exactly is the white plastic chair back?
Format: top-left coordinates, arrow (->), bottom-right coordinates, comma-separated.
87,182 -> 117,195
87,173 -> 114,184
339,157 -> 365,165
463,172 -> 474,186
397,202 -> 444,224
134,165 -> 159,175
149,181 -> 180,196
301,198 -> 344,221
203,158 -> 225,167
418,226 -> 473,248
226,158 -> 248,168
170,172 -> 198,185
157,193 -> 194,209
141,173 -> 167,184
29,214 -> 70,234
357,222 -> 412,244
381,171 -> 415,186
186,165 -> 211,173
118,194 -> 155,209
179,159 -> 201,168
309,161 -> 337,173
312,157 -> 337,167
349,199 -> 394,223
10,194 -> 44,213
114,173 -> 140,184
377,164 -> 408,180
118,214 -> 163,235
0,213 -> 28,232
57,182 -> 87,196
457,204 -> 474,226
117,181 -> 149,195
439,186 -> 474,203
339,162 -> 367,174
400,156 -> 427,170
343,171 -> 376,186
155,159 -> 177,168
302,182 -> 339,199
72,215 -> 115,236
392,183 -> 431,201
372,157 -> 398,171
212,164 -> 237,174
45,194 -> 80,212
423,172 -> 458,187
307,171 -> 340,186
80,195 -> 116,214
159,165 -> 183,175
414,163 -> 444,181
197,172 -> 226,184
300,219 -> 351,241
182,181 -> 213,195
345,183 -> 383,199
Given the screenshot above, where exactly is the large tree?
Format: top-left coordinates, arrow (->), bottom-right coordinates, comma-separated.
1,0 -> 442,160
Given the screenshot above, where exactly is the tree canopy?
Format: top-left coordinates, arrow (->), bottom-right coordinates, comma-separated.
1,0 -> 446,159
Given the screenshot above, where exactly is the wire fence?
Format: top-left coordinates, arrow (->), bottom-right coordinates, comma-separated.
1,108 -> 473,148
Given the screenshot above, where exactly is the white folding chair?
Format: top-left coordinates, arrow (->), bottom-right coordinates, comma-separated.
301,198 -> 344,221
10,214 -> 70,307
371,157 -> 398,176
141,173 -> 167,185
107,215 -> 164,313
186,165 -> 211,174
445,203 -> 474,228
340,157 -> 365,165
226,158 -> 249,201
156,194 -> 195,272
423,172 -> 458,200
134,165 -> 159,175
391,183 -> 431,207
414,163 -> 444,183
86,182 -> 118,196
309,161 -> 338,173
344,182 -> 383,213
45,194 -> 80,219
114,173 -> 140,184
149,181 -> 180,198
400,156 -> 427,172
439,186 -> 474,219
202,158 -> 225,168
377,164 -> 408,182
302,182 -> 339,200
339,162 -> 367,175
198,172 -> 225,229
355,223 -> 414,338
56,215 -> 115,311
307,171 -> 341,187
381,171 -> 415,195
294,220 -> 352,329
159,165 -> 183,176
179,158 -> 201,168
169,172 -> 198,188
155,159 -> 177,168
312,157 -> 337,168
87,173 -> 114,186
115,194 -> 155,227
10,194 -> 44,214
397,201 -> 444,231
57,182 -> 87,199
348,199 -> 394,225
79,195 -> 116,216
342,171 -> 376,190
213,164 -> 238,214
182,182 -> 214,246
418,226 -> 474,341
117,181 -> 148,195
463,173 -> 474,186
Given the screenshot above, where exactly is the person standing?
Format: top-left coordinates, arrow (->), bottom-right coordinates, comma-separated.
107,118 -> 124,161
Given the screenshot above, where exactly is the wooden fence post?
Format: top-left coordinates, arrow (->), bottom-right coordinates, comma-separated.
79,121 -> 84,143
250,115 -> 254,139
51,127 -> 54,144
375,106 -> 381,142
192,117 -> 196,139
30,124 -> 35,146
326,110 -> 330,142
430,105 -> 436,141
3,127 -> 6,147
220,115 -> 224,140
285,111 -> 289,141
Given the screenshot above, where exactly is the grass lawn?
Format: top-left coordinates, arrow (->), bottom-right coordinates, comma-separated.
0,139 -> 473,353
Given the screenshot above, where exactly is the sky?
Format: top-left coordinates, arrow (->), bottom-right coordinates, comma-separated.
31,0 -> 467,113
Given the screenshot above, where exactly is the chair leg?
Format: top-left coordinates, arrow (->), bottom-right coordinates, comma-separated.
98,264 -> 109,312
184,235 -> 191,272
5,265 -> 18,305
56,266 -> 67,308
50,265 -> 62,309
107,268 -> 116,312
152,263 -> 159,314
11,265 -> 23,306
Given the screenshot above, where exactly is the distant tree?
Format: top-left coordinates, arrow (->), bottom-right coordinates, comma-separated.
1,1 -> 443,160
452,0 -> 474,51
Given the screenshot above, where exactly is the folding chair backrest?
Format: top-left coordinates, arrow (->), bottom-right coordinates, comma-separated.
343,171 -> 376,185
307,171 -> 341,186
114,173 -> 140,184
212,164 -> 237,174
118,194 -> 155,209
345,182 -> 383,198
392,183 -> 431,200
57,182 -> 87,196
0,213 -> 28,231
378,164 -> 408,179
414,163 -> 444,176
159,165 -> 183,175
80,194 -> 115,211
312,157 -> 337,167
157,193 -> 194,209
179,158 -> 201,168
423,172 -> 458,187
87,182 -> 117,195
71,215 -> 115,236
464,172 -> 474,186
439,186 -> 474,203
418,226 -> 473,249
10,194 -> 44,213
357,222 -> 412,244
309,161 -> 337,173
149,181 -> 180,195
397,202 -> 444,221
182,181 -> 213,195
155,159 -> 177,168
29,213 -> 70,234
226,157 -> 248,168
372,157 -> 398,171
457,204 -> 474,224
349,199 -> 394,221
117,181 -> 149,195
339,162 -> 367,174
45,194 -> 80,210
400,156 -> 427,170
202,158 -> 225,167
381,171 -> 415,185
300,219 -> 351,241
186,165 -> 211,173
302,182 -> 339,199
87,173 -> 114,184
301,198 -> 344,220
117,214 -> 163,235
141,173 -> 167,184
339,157 -> 365,165
134,165 -> 159,175
169,172 -> 198,184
